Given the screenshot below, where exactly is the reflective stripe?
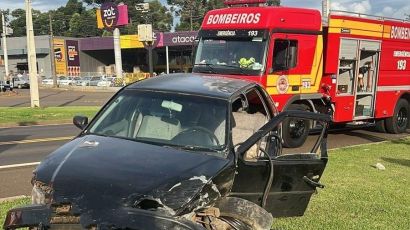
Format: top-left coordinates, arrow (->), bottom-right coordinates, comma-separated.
377,85 -> 410,92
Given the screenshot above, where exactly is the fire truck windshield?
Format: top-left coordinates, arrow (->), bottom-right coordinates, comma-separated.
193,37 -> 267,76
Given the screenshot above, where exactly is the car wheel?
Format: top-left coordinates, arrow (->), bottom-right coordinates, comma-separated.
17,84 -> 22,89
282,104 -> 311,148
385,99 -> 409,134
214,197 -> 273,230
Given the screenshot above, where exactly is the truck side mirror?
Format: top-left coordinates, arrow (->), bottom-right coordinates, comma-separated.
73,115 -> 88,130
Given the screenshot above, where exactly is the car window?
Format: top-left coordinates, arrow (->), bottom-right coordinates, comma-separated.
88,90 -> 228,155
231,89 -> 269,161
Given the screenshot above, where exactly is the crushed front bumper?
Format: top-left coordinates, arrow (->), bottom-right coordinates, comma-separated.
3,205 -> 205,230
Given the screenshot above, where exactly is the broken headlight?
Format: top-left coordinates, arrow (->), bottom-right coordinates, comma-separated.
31,181 -> 53,205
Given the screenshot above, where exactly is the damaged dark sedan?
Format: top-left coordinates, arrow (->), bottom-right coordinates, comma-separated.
4,74 -> 331,230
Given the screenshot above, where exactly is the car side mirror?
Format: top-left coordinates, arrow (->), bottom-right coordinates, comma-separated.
73,115 -> 88,130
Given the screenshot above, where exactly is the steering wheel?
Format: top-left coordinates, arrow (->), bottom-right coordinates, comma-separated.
176,126 -> 220,146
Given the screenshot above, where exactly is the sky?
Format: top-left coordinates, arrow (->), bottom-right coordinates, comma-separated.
1,0 -> 409,20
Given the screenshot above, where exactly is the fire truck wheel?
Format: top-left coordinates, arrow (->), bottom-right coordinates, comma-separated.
282,104 -> 311,148
385,99 -> 409,134
375,119 -> 386,133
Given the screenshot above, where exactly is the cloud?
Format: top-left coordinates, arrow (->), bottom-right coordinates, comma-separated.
282,0 -> 409,20
331,0 -> 371,14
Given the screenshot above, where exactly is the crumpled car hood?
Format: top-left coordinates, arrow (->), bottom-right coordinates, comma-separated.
34,135 -> 230,217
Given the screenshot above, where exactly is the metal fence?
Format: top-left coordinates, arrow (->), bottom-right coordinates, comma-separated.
40,72 -> 151,88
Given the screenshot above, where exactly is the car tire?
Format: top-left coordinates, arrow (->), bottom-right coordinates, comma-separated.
282,104 -> 311,148
385,99 -> 409,134
17,84 -> 22,89
375,119 -> 387,133
215,197 -> 273,230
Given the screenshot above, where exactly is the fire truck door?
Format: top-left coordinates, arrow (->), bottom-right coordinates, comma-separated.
335,39 -> 380,121
354,41 -> 380,119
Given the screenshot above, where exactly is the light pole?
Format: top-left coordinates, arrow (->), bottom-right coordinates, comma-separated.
1,12 -> 10,82
49,12 -> 57,87
26,0 -> 40,107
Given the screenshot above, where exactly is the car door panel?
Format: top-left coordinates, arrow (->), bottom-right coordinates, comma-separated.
231,110 -> 330,217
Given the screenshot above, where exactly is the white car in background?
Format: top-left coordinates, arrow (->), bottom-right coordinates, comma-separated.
97,77 -> 116,87
41,77 -> 53,85
59,76 -> 80,86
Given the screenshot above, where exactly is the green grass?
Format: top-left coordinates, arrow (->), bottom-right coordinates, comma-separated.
1,139 -> 409,229
0,197 -> 31,226
0,107 -> 100,125
274,138 -> 410,229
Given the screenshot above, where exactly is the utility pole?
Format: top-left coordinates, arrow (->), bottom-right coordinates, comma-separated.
49,13 -> 57,87
113,28 -> 123,78
26,0 -> 40,107
1,12 -> 9,82
322,0 -> 330,25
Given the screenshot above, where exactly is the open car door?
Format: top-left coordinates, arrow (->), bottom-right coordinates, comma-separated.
231,111 -> 331,217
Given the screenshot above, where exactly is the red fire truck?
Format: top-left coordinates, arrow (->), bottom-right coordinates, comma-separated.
193,0 -> 410,147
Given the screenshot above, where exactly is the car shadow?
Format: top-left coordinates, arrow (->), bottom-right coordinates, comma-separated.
58,95 -> 85,107
339,130 -> 387,143
10,91 -> 64,107
382,157 -> 410,168
17,121 -> 39,126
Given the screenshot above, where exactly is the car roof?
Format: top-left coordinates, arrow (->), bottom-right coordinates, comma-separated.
127,73 -> 255,99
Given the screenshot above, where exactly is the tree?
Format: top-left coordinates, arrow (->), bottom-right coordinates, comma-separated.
0,9 -> 10,36
33,10 -> 50,35
67,10 -> 102,37
9,9 -> 26,37
169,0 -> 281,31
167,0 -> 222,31
406,14 -> 410,21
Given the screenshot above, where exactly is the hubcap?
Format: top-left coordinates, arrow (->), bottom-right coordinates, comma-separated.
397,107 -> 408,129
289,119 -> 306,138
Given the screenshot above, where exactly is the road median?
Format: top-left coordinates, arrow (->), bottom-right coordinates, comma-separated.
0,106 -> 99,127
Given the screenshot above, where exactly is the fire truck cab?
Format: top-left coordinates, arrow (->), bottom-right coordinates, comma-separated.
193,0 -> 410,147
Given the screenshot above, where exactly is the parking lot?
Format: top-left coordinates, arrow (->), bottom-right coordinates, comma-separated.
0,88 -> 115,107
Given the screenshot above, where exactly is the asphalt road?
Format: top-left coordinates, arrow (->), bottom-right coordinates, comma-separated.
0,124 -> 409,198
0,88 -> 115,107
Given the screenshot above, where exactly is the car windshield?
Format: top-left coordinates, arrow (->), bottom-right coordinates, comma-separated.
193,37 -> 267,76
87,90 -> 228,154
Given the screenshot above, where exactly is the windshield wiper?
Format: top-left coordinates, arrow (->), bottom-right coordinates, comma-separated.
164,144 -> 219,152
193,63 -> 217,74
217,64 -> 249,75
181,145 -> 221,152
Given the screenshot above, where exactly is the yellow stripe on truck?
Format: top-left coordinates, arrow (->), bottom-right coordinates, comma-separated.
328,18 -> 384,38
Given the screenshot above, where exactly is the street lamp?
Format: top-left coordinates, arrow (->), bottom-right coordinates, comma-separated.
1,11 -> 12,82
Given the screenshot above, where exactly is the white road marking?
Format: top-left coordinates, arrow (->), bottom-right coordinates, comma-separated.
0,136 -> 74,146
0,162 -> 41,170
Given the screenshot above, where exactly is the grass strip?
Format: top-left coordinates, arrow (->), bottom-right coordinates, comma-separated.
0,107 -> 100,126
273,138 -> 410,229
0,197 -> 31,226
